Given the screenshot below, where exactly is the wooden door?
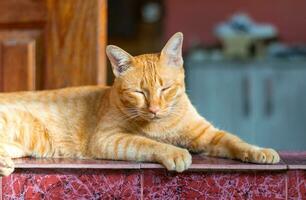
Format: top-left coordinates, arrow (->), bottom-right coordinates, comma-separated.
0,0 -> 107,92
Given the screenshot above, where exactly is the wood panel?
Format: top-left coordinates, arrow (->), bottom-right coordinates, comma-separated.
97,0 -> 108,85
1,39 -> 36,92
44,0 -> 107,89
0,0 -> 107,91
0,30 -> 43,91
0,43 -> 2,91
0,0 -> 46,24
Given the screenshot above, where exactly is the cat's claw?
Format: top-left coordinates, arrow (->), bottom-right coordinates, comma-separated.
158,147 -> 192,172
0,156 -> 15,176
241,147 -> 280,164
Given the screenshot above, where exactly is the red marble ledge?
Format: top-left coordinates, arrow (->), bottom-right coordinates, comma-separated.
13,157 -> 141,169
141,154 -> 287,171
279,151 -> 306,170
3,152 -> 304,200
11,152 -> 300,171
1,169 -> 142,199
142,170 -> 287,199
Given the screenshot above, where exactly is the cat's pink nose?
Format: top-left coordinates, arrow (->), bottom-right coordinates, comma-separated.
148,106 -> 160,114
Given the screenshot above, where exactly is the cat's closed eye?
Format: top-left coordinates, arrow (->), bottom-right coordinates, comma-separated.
161,85 -> 172,92
134,90 -> 144,94
134,90 -> 145,95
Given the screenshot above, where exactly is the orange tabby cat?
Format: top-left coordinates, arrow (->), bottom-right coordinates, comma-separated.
0,32 -> 279,176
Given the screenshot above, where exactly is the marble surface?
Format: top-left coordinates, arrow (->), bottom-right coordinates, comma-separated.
1,152 -> 305,200
279,151 -> 306,169
13,157 -> 141,169
141,154 -> 287,170
2,169 -> 141,200
12,152 -> 297,170
287,170 -> 306,200
143,169 -> 287,200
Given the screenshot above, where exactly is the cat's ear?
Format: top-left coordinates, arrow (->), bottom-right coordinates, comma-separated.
161,32 -> 183,68
106,45 -> 133,77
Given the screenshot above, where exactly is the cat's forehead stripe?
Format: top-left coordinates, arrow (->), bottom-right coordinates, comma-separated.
134,54 -> 161,88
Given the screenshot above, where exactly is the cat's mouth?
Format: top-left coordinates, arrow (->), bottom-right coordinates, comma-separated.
143,113 -> 163,121
150,115 -> 161,120
124,108 -> 165,121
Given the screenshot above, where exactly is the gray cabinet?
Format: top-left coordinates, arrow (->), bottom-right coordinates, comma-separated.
251,61 -> 306,150
186,60 -> 306,150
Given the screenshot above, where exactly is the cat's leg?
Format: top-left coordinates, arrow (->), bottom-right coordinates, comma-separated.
88,132 -> 192,172
0,141 -> 28,176
184,119 -> 280,163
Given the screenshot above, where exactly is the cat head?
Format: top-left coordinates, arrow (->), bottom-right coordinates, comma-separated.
106,32 -> 185,121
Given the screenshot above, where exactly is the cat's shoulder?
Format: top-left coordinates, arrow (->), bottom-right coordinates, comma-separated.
37,85 -> 111,98
56,85 -> 110,93
0,85 -> 111,100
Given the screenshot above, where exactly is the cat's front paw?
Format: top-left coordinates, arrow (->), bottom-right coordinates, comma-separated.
157,147 -> 192,172
0,156 -> 15,176
240,147 -> 280,164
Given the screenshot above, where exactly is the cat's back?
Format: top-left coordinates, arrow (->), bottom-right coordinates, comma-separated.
0,86 -> 111,157
0,85 -> 111,143
0,85 -> 110,104
0,85 -> 111,121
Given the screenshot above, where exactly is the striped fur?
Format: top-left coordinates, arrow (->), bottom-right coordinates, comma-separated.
0,33 -> 279,176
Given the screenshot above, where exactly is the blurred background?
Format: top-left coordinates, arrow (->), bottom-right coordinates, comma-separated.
0,0 -> 305,150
